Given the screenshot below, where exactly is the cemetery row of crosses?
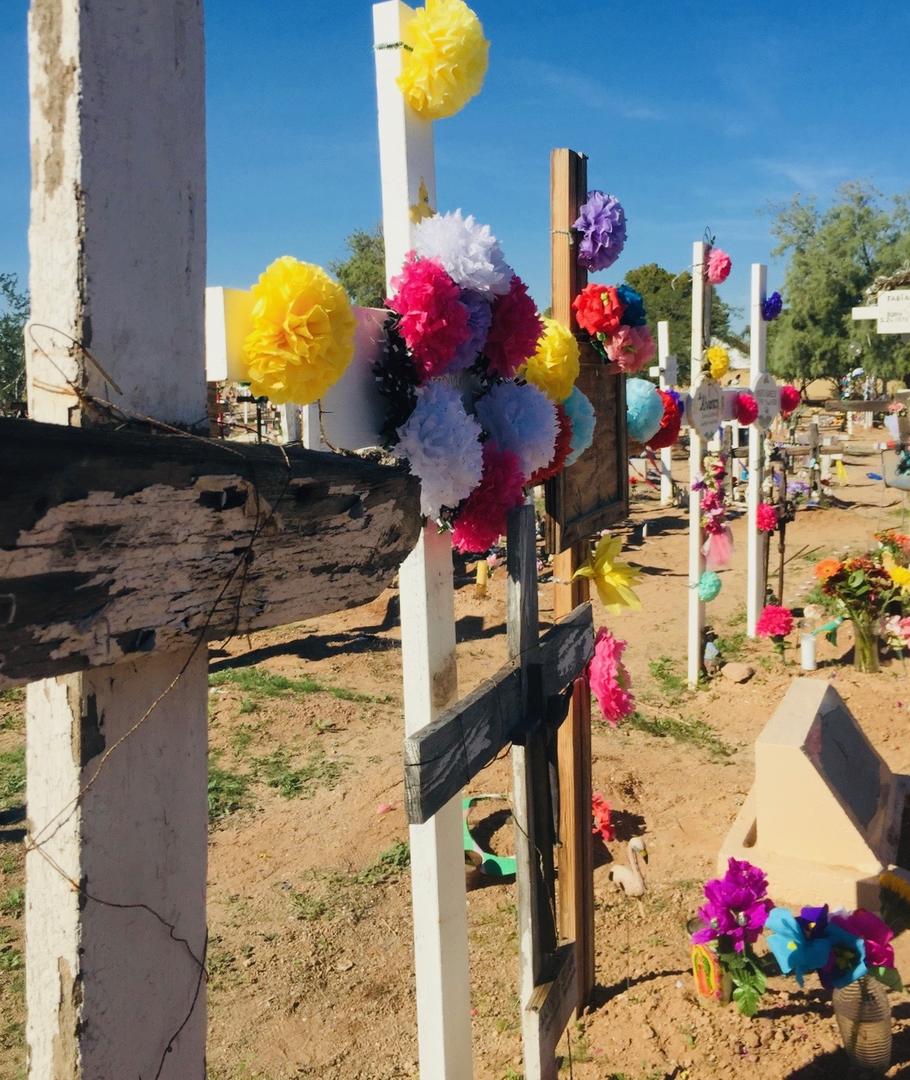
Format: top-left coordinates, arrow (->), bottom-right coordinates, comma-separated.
2,0 -> 910,1077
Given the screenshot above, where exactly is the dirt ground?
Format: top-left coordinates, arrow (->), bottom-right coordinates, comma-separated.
1,431 -> 909,1080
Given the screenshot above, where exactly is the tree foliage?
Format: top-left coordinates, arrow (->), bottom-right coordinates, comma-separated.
329,226 -> 387,308
0,273 -> 28,415
768,183 -> 910,387
622,263 -> 737,384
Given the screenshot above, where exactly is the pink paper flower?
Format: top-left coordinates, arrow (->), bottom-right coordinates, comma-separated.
485,274 -> 543,379
756,502 -> 778,533
452,443 -> 525,554
756,604 -> 793,638
588,627 -> 634,726
734,392 -> 759,425
706,247 -> 732,285
387,254 -> 470,380
605,324 -> 656,375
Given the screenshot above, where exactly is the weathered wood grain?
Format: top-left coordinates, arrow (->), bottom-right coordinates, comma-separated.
403,603 -> 594,824
0,417 -> 420,687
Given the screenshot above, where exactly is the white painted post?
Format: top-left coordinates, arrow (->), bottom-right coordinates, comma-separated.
656,320 -> 674,506
746,264 -> 768,639
687,242 -> 710,687
283,403 -> 302,442
373,4 -> 472,1076
25,2 -> 207,1075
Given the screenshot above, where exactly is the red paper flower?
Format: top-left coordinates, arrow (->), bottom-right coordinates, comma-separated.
592,792 -> 615,843
756,604 -> 793,638
756,502 -> 778,533
572,283 -> 624,337
529,404 -> 572,485
646,389 -> 682,450
452,443 -> 525,554
734,392 -> 759,425
485,274 -> 543,379
387,253 -> 470,380
780,384 -> 801,418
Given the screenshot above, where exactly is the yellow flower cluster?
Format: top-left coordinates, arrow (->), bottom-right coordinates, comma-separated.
242,257 -> 355,406
574,535 -> 643,614
398,0 -> 489,121
705,345 -> 729,381
521,318 -> 580,403
888,564 -> 910,590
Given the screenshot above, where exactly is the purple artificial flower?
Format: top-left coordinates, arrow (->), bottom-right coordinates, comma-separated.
573,190 -> 627,272
449,290 -> 493,371
761,291 -> 783,321
691,858 -> 772,953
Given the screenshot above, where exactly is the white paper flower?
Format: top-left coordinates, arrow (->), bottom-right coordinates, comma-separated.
395,379 -> 484,519
475,380 -> 558,479
414,210 -> 511,296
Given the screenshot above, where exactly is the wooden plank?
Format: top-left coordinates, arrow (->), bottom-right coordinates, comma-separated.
0,418 -> 420,688
403,603 -> 594,824
823,399 -> 893,412
527,944 -> 578,1065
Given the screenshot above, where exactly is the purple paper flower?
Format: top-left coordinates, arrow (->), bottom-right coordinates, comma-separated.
573,191 -> 627,272
450,290 -> 493,371
691,858 -> 772,953
761,291 -> 783,321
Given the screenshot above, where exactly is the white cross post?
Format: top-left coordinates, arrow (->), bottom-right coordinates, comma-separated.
652,319 -> 677,506
372,4 -> 472,1076
25,1 -> 207,1074
687,242 -> 711,687
746,264 -> 768,639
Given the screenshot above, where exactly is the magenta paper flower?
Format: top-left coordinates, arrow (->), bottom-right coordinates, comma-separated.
832,909 -> 895,970
387,254 -> 470,380
756,502 -> 778,533
691,858 -> 772,952
451,442 -> 525,554
706,247 -> 732,285
588,627 -> 634,726
756,604 -> 793,638
605,325 -> 656,375
484,273 -> 543,379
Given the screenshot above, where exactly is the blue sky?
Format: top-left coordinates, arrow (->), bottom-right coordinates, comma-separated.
1,1 -> 908,327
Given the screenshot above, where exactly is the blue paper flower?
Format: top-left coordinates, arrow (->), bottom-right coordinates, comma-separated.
626,378 -> 664,443
617,285 -> 647,327
563,386 -> 596,466
766,907 -> 832,986
761,291 -> 783,321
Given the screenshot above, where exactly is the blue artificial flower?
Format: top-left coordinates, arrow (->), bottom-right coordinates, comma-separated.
766,907 -> 832,986
616,285 -> 647,328
761,291 -> 783,321
820,922 -> 868,989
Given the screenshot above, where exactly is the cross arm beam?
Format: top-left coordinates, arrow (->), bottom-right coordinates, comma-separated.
403,602 -> 594,824
0,418 -> 420,688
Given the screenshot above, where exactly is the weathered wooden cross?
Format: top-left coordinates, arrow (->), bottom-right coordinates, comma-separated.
2,2 -> 419,1076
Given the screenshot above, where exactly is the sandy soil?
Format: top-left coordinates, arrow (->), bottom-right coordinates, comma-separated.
1,435 -> 909,1080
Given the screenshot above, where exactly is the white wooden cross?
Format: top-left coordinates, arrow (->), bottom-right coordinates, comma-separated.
5,3 -> 419,1076
649,320 -> 678,506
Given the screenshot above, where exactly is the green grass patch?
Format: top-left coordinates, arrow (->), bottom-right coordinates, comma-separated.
0,888 -> 23,918
289,889 -> 330,922
209,666 -> 386,704
353,841 -> 410,886
0,689 -> 24,705
0,748 -> 25,811
252,748 -> 345,800
713,629 -> 748,662
208,755 -> 251,822
647,656 -> 687,701
626,710 -> 733,759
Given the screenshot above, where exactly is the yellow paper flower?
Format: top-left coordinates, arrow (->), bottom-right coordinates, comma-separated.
520,318 -> 580,403
705,345 -> 729,380
889,564 -> 910,591
573,535 -> 643,614
242,257 -> 356,405
398,0 -> 489,121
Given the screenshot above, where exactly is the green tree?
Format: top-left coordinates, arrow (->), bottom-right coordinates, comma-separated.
768,183 -> 910,389
623,263 -> 737,384
329,226 -> 386,308
0,273 -> 29,415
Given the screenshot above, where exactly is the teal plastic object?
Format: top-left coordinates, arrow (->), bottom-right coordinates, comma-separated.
698,571 -> 722,602
462,795 -> 516,878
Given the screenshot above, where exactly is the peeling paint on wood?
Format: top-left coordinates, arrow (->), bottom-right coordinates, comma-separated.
0,418 -> 421,688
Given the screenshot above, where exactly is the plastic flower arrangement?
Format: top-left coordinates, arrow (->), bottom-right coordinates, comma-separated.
761,291 -> 783,321
704,344 -> 729,381
695,454 -> 733,570
756,604 -> 794,660
521,318 -> 580,403
646,389 -> 682,451
883,614 -> 910,655
814,552 -> 903,672
756,502 -> 778,533
242,257 -> 356,405
706,247 -> 732,285
563,386 -> 597,467
734,392 -> 759,426
397,0 -> 489,121
626,378 -> 664,444
574,534 -> 642,613
780,384 -> 801,418
573,191 -> 627,272
587,627 -> 634,725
